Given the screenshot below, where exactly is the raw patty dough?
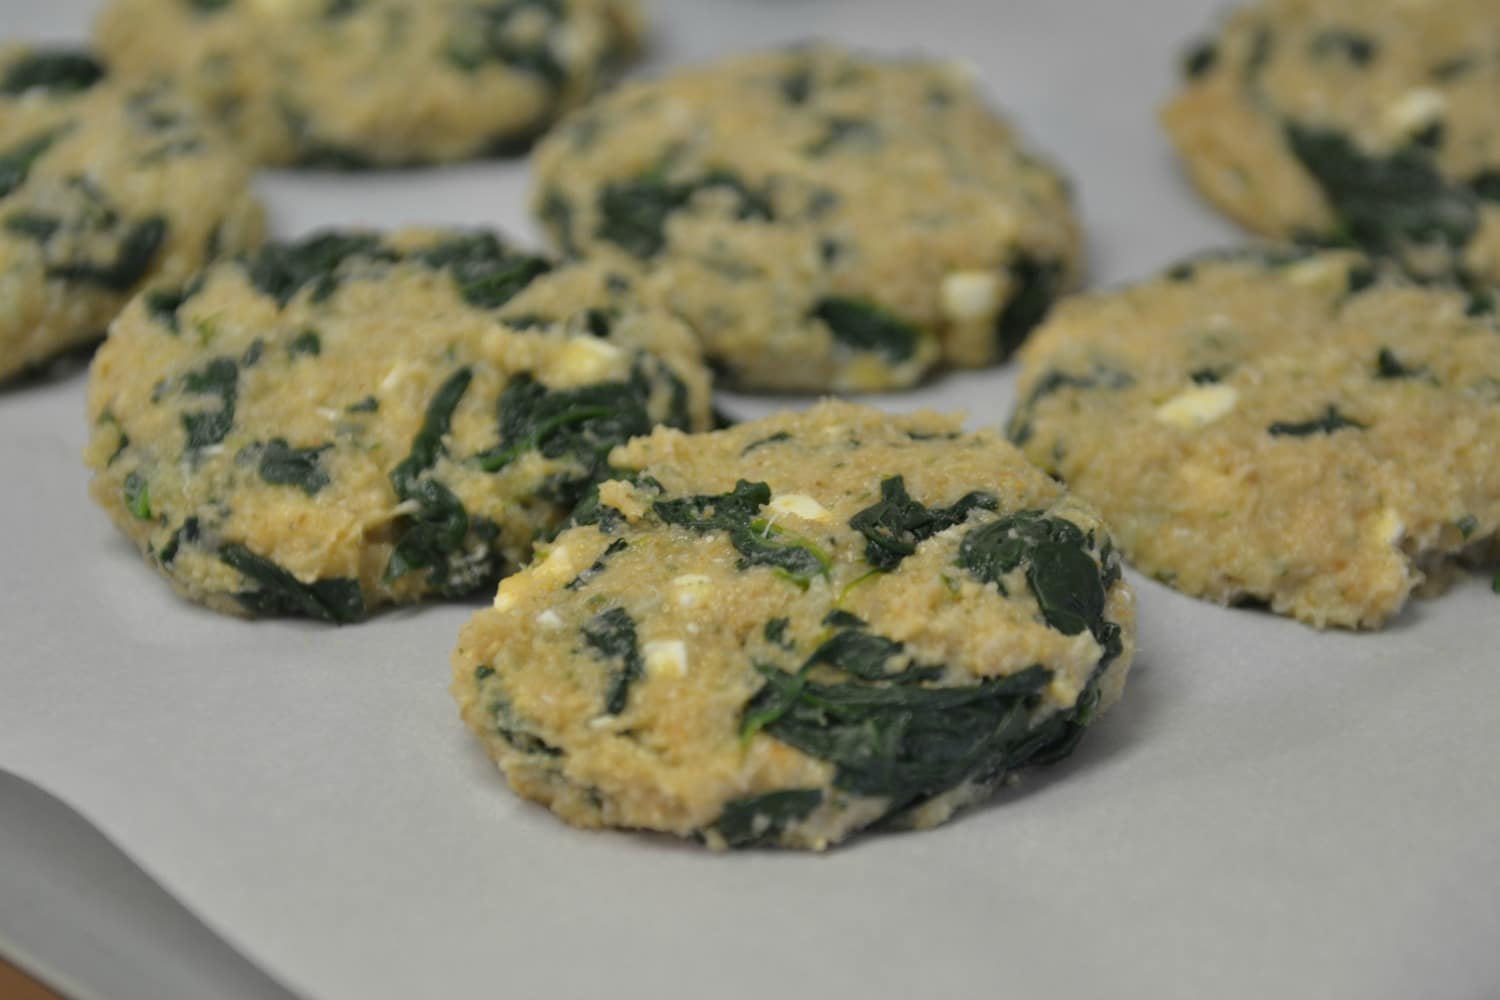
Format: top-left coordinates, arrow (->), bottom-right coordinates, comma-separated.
1009,247 -> 1500,629
531,45 -> 1082,392
94,0 -> 643,167
452,401 -> 1135,849
1164,0 -> 1500,283
86,229 -> 714,622
0,46 -> 263,381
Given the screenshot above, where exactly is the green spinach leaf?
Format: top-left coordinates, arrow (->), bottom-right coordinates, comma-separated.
654,479 -> 829,585
1267,405 -> 1366,437
582,606 -> 644,715
256,439 -> 331,495
849,476 -> 997,571
710,789 -> 823,848
1,51 -> 104,96
811,298 -> 920,362
219,543 -> 365,623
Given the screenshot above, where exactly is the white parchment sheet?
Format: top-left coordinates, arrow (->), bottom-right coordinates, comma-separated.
2,1 -> 1497,997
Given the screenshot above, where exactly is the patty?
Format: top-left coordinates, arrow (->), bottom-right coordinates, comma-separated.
0,45 -> 263,381
94,0 -> 643,167
453,400 -> 1135,849
1009,247 -> 1500,629
1164,0 -> 1500,283
531,45 -> 1082,391
86,228 -> 714,621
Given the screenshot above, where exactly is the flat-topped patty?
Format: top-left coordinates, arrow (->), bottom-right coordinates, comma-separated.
531,45 -> 1082,391
86,228 -> 713,621
95,0 -> 643,167
1010,247 -> 1500,629
453,401 -> 1135,849
1164,0 -> 1500,283
0,45 -> 263,381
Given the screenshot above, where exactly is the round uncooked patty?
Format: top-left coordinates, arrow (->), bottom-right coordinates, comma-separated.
530,45 -> 1082,392
452,401 -> 1135,850
0,46 -> 263,381
1164,0 -> 1500,283
94,0 -> 643,167
1009,247 -> 1500,630
86,228 -> 714,622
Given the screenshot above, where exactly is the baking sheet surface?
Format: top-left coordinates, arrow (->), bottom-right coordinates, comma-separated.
1,1 -> 1497,997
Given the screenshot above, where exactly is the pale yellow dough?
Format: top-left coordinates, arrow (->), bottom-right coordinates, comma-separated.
1010,248 -> 1500,629
95,0 -> 643,166
453,401 -> 1135,850
532,46 -> 1082,391
0,46 -> 263,381
86,229 -> 713,621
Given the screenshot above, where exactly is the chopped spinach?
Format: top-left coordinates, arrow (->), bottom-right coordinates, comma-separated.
764,617 -> 793,649
654,479 -> 829,586
144,281 -> 201,333
0,131 -> 63,200
1,51 -> 104,96
3,212 -> 59,241
1190,367 -> 1227,385
288,330 -> 321,358
741,430 -> 792,455
184,0 -> 233,11
958,510 -> 1121,652
1457,515 -> 1478,540
995,255 -> 1065,358
779,65 -> 814,104
218,543 -> 365,623
710,789 -> 823,848
1310,31 -> 1377,66
1285,123 -> 1477,256
476,374 -> 655,510
1469,171 -> 1500,202
158,516 -> 199,567
180,357 -> 239,450
347,395 -> 379,413
565,538 -> 627,591
806,116 -> 878,156
538,188 -> 576,256
582,606 -> 644,715
1375,348 -> 1425,380
246,232 -> 391,306
743,660 -> 1074,819
596,170 -> 772,259
416,232 -> 552,308
47,216 -> 167,291
1267,405 -> 1367,437
812,297 -> 920,362
849,476 -> 998,571
123,472 -> 151,520
1007,365 -> 1134,445
1182,39 -> 1218,78
385,368 -> 480,589
256,439 -> 331,495
446,0 -> 567,88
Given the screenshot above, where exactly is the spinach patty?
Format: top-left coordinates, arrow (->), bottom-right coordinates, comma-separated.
453,401 -> 1135,849
86,228 -> 713,621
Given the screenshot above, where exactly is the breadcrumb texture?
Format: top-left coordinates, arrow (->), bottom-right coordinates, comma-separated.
1010,248 -> 1500,629
453,401 -> 1134,850
532,45 -> 1081,391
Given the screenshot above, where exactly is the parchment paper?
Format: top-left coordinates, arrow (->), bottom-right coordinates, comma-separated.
2,1 -> 1497,997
